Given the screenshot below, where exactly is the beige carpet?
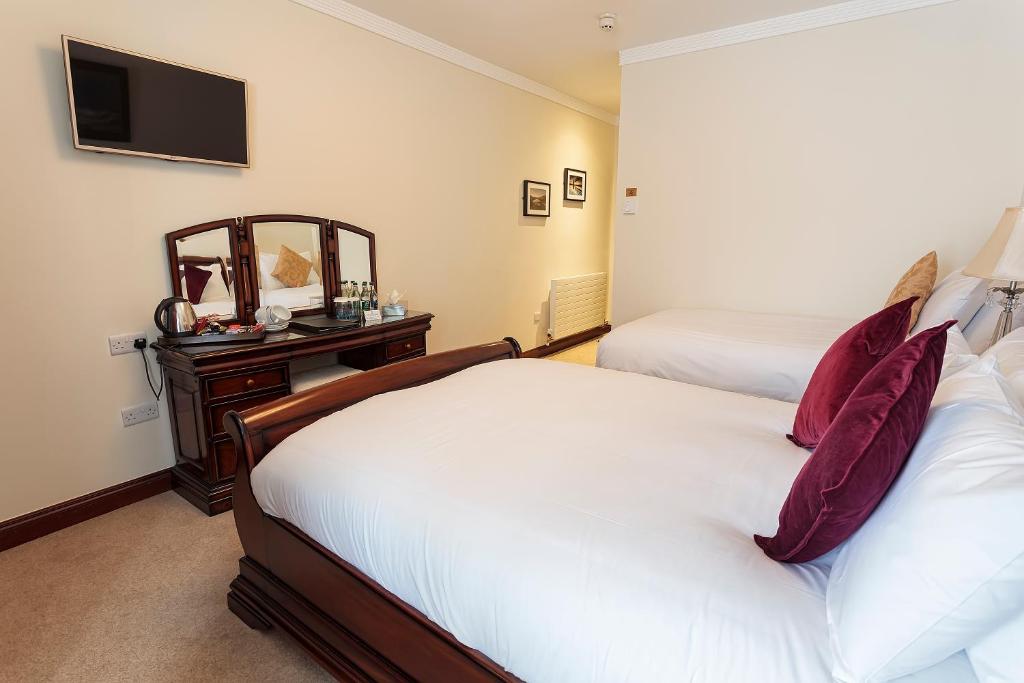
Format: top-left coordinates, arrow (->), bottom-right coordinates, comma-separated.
0,492 -> 330,682
0,345 -> 599,682
545,339 -> 600,366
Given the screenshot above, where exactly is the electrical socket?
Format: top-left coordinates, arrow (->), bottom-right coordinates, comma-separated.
121,402 -> 159,427
109,332 -> 146,356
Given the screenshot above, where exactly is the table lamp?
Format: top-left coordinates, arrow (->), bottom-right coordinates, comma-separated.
963,191 -> 1024,345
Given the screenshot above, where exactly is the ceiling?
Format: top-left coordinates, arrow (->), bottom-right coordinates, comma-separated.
345,0 -> 839,115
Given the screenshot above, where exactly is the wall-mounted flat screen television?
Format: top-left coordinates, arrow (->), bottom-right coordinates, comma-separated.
61,36 -> 248,167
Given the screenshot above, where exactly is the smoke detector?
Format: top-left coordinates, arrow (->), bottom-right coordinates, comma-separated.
599,13 -> 616,32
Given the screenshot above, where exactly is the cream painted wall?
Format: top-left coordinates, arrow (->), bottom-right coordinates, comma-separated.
613,0 -> 1024,324
0,0 -> 615,521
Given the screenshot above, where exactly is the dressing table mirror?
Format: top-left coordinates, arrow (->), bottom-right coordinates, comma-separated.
156,213 -> 433,516
165,218 -> 243,321
331,220 -> 376,301
245,215 -> 329,317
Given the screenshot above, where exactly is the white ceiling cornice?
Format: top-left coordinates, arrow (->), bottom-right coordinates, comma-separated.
619,0 -> 958,66
291,0 -> 620,126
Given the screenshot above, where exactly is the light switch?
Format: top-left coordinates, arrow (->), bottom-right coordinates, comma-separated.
623,187 -> 638,215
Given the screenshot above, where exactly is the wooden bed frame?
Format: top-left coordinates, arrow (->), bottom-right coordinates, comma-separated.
224,338 -> 524,681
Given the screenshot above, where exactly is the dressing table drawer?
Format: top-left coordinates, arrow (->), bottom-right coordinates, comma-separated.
207,366 -> 288,399
212,439 -> 237,482
208,389 -> 289,439
385,335 -> 425,361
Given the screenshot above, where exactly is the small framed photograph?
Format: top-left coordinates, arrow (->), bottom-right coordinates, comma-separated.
523,180 -> 551,217
563,168 -> 586,202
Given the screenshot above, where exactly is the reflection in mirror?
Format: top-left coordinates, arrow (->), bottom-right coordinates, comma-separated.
253,222 -> 324,311
337,229 -> 372,286
175,227 -> 236,318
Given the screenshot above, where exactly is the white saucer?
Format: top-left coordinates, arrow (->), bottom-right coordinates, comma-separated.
264,322 -> 290,332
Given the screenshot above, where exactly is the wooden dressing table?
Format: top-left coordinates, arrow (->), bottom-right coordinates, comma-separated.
154,313 -> 432,515
156,213 -> 431,514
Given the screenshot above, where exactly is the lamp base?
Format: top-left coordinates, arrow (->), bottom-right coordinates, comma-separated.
989,281 -> 1023,346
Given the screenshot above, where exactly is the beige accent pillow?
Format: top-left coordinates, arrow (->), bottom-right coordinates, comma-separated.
885,251 -> 938,329
271,245 -> 313,289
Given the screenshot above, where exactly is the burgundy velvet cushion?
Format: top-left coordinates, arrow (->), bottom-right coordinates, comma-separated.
756,320 -> 954,563
789,298 -> 917,448
183,263 -> 213,305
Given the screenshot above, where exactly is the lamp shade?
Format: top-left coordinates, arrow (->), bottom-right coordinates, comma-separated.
963,207 -> 1024,281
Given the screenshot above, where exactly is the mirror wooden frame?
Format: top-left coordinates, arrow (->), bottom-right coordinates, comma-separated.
165,214 -> 378,325
327,220 -> 377,318
165,218 -> 246,323
243,214 -> 330,320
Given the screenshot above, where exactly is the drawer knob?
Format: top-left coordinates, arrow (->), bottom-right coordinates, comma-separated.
405,342 -> 413,349
245,379 -> 257,389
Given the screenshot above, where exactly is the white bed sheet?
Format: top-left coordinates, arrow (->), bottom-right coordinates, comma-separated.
191,284 -> 323,319
597,309 -> 855,402
259,284 -> 323,310
192,299 -> 235,317
252,359 -> 975,683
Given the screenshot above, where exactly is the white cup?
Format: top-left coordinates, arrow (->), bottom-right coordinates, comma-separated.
256,304 -> 292,325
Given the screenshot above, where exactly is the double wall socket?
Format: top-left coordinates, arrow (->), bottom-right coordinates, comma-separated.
109,332 -> 146,356
121,402 -> 159,427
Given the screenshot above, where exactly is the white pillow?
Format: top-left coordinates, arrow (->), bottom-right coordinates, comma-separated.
981,327 -> 1024,407
963,305 -> 1024,354
968,612 -> 1024,683
179,264 -> 230,304
826,357 -> 1024,682
941,325 -> 976,380
197,264 -> 230,303
912,269 -> 988,334
258,250 -> 320,290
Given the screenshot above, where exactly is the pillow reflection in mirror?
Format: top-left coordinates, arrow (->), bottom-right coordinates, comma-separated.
253,222 -> 323,290
272,246 -> 313,288
259,250 -> 320,291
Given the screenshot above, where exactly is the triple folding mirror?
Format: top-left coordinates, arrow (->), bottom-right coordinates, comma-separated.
165,214 -> 376,324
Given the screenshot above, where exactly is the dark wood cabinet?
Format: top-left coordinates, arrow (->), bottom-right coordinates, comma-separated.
154,312 -> 433,515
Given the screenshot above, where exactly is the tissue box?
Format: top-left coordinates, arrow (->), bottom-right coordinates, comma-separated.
382,304 -> 406,316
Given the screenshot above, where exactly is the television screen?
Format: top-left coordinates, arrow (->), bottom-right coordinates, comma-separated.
62,36 -> 248,167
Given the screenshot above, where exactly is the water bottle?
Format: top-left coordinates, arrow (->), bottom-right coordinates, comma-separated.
369,283 -> 378,310
339,281 -> 355,320
360,282 -> 370,311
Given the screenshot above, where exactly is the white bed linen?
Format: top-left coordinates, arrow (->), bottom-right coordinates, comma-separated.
259,284 -> 323,310
252,359 -> 973,683
597,309 -> 854,402
192,299 -> 235,317
193,284 -> 323,318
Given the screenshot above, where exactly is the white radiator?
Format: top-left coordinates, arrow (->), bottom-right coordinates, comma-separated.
548,272 -> 608,341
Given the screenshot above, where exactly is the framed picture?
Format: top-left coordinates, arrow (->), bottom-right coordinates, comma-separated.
563,168 -> 586,202
523,180 -> 551,217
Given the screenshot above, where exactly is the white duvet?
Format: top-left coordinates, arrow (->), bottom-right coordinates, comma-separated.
597,309 -> 855,403
252,359 -> 975,682
260,284 -> 323,310
191,285 -> 324,320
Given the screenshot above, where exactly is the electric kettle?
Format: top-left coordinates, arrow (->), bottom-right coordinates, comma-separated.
154,297 -> 198,337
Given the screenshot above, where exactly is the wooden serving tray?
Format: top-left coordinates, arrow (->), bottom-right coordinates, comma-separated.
159,331 -> 266,346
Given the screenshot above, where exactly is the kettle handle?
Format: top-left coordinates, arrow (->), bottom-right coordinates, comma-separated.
154,297 -> 177,335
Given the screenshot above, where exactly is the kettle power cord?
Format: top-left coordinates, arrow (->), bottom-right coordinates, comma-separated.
134,338 -> 164,401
